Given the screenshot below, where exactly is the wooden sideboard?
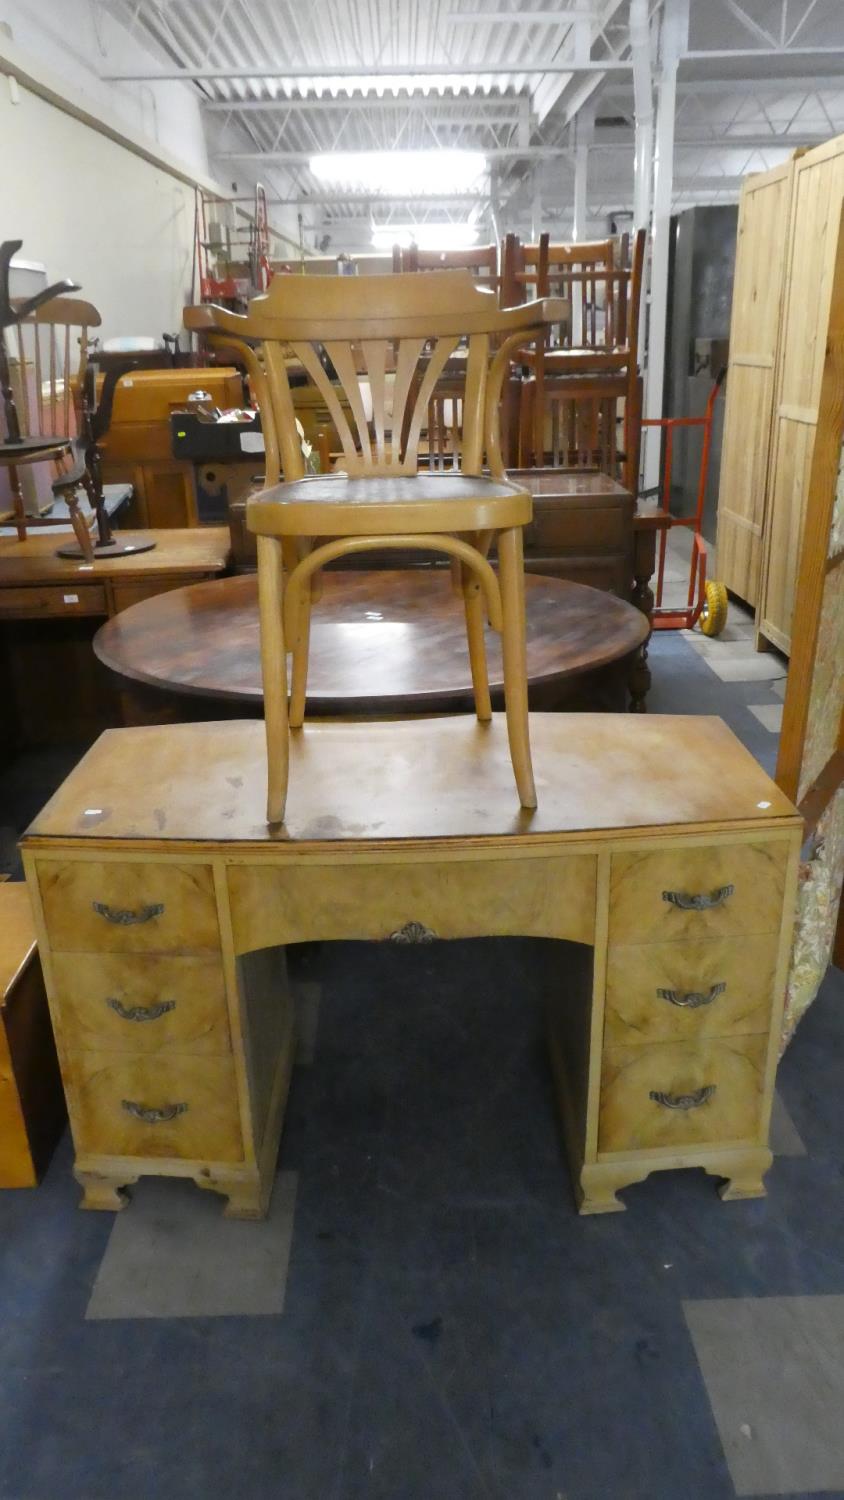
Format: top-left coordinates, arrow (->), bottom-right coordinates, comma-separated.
0,528 -> 231,747
22,713 -> 801,1218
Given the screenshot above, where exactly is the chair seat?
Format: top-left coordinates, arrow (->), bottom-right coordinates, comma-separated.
0,436 -> 71,464
524,348 -> 630,375
248,472 -> 532,537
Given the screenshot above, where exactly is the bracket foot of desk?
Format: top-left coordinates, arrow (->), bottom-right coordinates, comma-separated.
195,1170 -> 269,1220
75,1169 -> 137,1212
708,1148 -> 773,1203
576,1162 -> 649,1214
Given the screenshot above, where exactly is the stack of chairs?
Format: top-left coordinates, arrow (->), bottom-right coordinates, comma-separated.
501,231 -> 646,495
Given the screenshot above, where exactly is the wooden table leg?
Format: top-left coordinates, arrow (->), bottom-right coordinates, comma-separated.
629,524 -> 657,712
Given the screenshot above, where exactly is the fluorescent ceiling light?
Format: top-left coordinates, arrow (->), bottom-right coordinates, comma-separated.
310,149 -> 487,197
371,223 -> 481,252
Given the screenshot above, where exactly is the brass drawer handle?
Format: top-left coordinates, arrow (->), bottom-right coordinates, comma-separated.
656,983 -> 726,1009
390,921 -> 437,943
93,900 -> 164,926
107,998 -> 176,1023
662,885 -> 734,912
121,1099 -> 187,1124
649,1086 -> 716,1111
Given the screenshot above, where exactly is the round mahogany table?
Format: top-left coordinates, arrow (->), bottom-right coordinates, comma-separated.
93,569 -> 649,716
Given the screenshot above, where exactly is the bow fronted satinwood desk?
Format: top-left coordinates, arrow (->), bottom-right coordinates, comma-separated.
21,713 -> 800,1217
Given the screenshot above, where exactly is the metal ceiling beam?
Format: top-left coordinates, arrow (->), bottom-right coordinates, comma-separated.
215,147 -> 571,161
604,75 -> 844,94
447,8 -> 596,20
264,192 -> 491,204
202,96 -> 526,116
683,46 -> 844,61
101,61 -> 634,81
593,132 -> 828,148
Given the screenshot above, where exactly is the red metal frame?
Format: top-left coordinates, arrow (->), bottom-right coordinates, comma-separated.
642,370 -> 725,630
194,185 -> 273,305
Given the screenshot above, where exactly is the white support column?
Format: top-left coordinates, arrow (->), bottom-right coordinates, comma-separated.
643,0 -> 688,491
531,169 -> 543,241
489,164 -> 501,244
630,0 -> 654,230
572,98 -> 594,242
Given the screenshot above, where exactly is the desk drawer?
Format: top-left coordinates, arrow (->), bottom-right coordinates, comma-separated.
228,854 -> 597,952
69,1051 -> 242,1162
609,842 -> 789,945
599,1034 -> 767,1154
50,953 -> 230,1055
0,584 -> 108,618
37,860 -> 220,954
604,934 -> 780,1046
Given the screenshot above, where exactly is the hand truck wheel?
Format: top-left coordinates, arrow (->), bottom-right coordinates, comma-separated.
699,579 -> 728,637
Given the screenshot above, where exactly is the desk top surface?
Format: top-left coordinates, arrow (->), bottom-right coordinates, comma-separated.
0,528 -> 231,584
23,714 -> 799,850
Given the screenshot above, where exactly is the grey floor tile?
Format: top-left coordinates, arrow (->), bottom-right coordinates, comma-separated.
684,1295 -> 844,1496
85,1171 -> 298,1320
294,979 -> 322,1065
771,679 -> 787,700
684,623 -> 758,648
748,703 -> 785,733
769,1090 -> 807,1158
704,655 -> 789,683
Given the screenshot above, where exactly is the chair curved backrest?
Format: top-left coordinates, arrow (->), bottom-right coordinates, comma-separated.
185,271 -> 564,482
397,244 -> 500,293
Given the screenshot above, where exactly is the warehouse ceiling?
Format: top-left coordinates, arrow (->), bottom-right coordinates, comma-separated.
101,0 -> 844,244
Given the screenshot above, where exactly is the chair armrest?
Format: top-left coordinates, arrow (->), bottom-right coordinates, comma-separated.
497,296 -> 569,333
183,302 -> 251,337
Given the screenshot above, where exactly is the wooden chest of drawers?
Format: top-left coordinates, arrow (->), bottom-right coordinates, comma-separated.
0,883 -> 66,1187
22,713 -> 801,1218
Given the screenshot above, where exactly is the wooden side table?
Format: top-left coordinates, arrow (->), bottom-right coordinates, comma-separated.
0,528 -> 231,747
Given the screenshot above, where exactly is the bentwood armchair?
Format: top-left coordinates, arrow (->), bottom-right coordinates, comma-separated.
186,270 -> 565,824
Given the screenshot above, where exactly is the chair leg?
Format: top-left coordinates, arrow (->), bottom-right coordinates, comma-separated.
518,380 -> 532,469
461,564 -> 492,722
67,494 -> 95,562
288,578 -> 312,730
532,370 -> 545,468
10,464 -> 27,542
257,534 -> 290,825
497,526 -> 537,810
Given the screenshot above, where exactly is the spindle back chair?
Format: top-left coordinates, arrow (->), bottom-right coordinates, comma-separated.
520,230 -> 647,491
0,295 -> 101,556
